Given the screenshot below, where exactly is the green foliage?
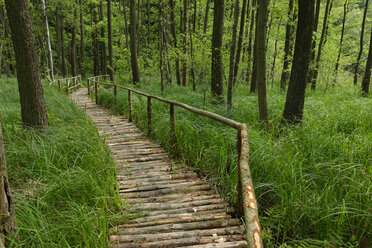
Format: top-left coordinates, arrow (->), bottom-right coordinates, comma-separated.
96,77 -> 371,247
0,78 -> 122,247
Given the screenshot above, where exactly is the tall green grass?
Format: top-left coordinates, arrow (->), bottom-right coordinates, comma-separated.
97,77 -> 371,247
0,78 -> 121,247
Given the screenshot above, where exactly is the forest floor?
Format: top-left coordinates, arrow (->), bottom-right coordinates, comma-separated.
96,76 -> 371,247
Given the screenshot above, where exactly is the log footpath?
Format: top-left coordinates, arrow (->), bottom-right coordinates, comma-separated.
70,86 -> 258,247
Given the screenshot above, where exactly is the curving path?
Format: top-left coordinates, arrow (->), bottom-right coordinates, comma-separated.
71,88 -> 248,248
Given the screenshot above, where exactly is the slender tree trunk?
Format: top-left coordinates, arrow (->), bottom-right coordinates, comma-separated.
159,1 -> 165,93
204,0 -> 211,34
41,0 -> 54,81
107,0 -> 114,81
362,28 -> 372,95
92,5 -> 100,76
227,0 -> 240,109
0,120 -> 16,246
80,0 -> 85,79
233,0 -> 248,86
170,0 -> 181,85
0,5 -> 5,78
147,0 -> 150,44
311,0 -> 331,90
137,0 -> 141,56
181,0 -> 188,86
271,17 -> 282,87
211,0 -> 225,100
250,11 -> 258,93
60,21 -> 66,77
353,0 -> 369,85
256,0 -> 269,125
280,0 -> 295,89
245,0 -> 256,83
130,0 -> 140,84
282,0 -> 315,125
5,0 -> 49,127
100,0 -> 107,75
123,0 -> 129,49
307,0 -> 321,85
55,6 -> 61,74
334,0 -> 348,83
71,8 -> 78,77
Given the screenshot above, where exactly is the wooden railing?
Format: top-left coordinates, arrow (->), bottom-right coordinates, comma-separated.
55,76 -> 82,95
87,76 -> 263,247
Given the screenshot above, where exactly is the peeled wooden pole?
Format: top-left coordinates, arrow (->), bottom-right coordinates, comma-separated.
237,124 -> 262,247
66,79 -> 70,95
87,79 -> 90,95
58,80 -> 61,92
114,85 -> 117,104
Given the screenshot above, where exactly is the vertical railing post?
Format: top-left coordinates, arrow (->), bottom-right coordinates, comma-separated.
147,97 -> 152,136
128,90 -> 132,122
66,79 -> 70,95
95,81 -> 98,104
87,79 -> 90,95
170,104 -> 176,151
114,85 -> 117,105
58,80 -> 61,92
237,124 -> 262,247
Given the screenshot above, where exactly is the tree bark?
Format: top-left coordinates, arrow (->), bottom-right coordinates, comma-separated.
271,17 -> 282,87
41,0 -> 54,82
245,0 -> 256,84
250,11 -> 258,93
203,0 -> 211,34
5,0 -> 49,127
130,0 -> 140,84
108,0 -> 114,81
227,0 -> 240,109
123,0 -> 130,50
100,0 -> 107,75
362,28 -> 372,95
56,5 -> 66,77
353,0 -> 369,85
170,0 -> 181,85
0,120 -> 16,246
233,0 -> 248,86
334,0 -> 348,83
282,0 -> 314,125
92,5 -> 100,76
211,0 -> 225,100
0,4 -> 5,78
80,0 -> 85,79
256,0 -> 269,125
311,0 -> 331,90
280,0 -> 295,89
181,0 -> 188,86
71,7 -> 78,77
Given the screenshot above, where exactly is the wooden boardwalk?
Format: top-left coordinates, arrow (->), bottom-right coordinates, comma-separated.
71,88 -> 248,248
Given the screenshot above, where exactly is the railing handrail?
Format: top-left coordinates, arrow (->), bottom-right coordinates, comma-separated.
86,76 -> 263,247
55,75 -> 82,95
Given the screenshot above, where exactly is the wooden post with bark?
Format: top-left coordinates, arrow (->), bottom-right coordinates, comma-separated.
95,80 -> 98,104
147,97 -> 152,136
58,80 -> 61,92
170,104 -> 176,151
128,90 -> 132,122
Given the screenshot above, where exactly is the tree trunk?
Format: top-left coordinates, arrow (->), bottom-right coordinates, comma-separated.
0,120 -> 16,246
271,17 -> 282,87
100,0 -> 107,75
334,0 -> 348,83
5,0 -> 49,127
147,0 -> 150,44
0,4 -> 5,79
311,0 -> 331,90
203,0 -> 211,34
362,28 -> 372,95
282,0 -> 314,125
92,5 -> 100,76
80,0 -> 85,79
71,7 -> 78,77
56,6 -> 66,77
170,0 -> 181,85
280,0 -> 295,89
233,0 -> 248,86
250,11 -> 258,93
211,0 -> 225,100
245,0 -> 256,83
181,0 -> 188,86
353,0 -> 369,85
130,0 -> 140,84
41,0 -> 54,82
256,0 -> 269,125
123,0 -> 129,50
137,0 -> 141,56
227,0 -> 240,109
107,0 -> 114,81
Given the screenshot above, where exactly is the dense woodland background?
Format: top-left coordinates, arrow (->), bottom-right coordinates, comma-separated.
0,0 -> 371,247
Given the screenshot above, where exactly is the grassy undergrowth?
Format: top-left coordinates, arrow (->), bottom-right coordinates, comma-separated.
96,76 -> 371,247
0,77 -> 120,247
